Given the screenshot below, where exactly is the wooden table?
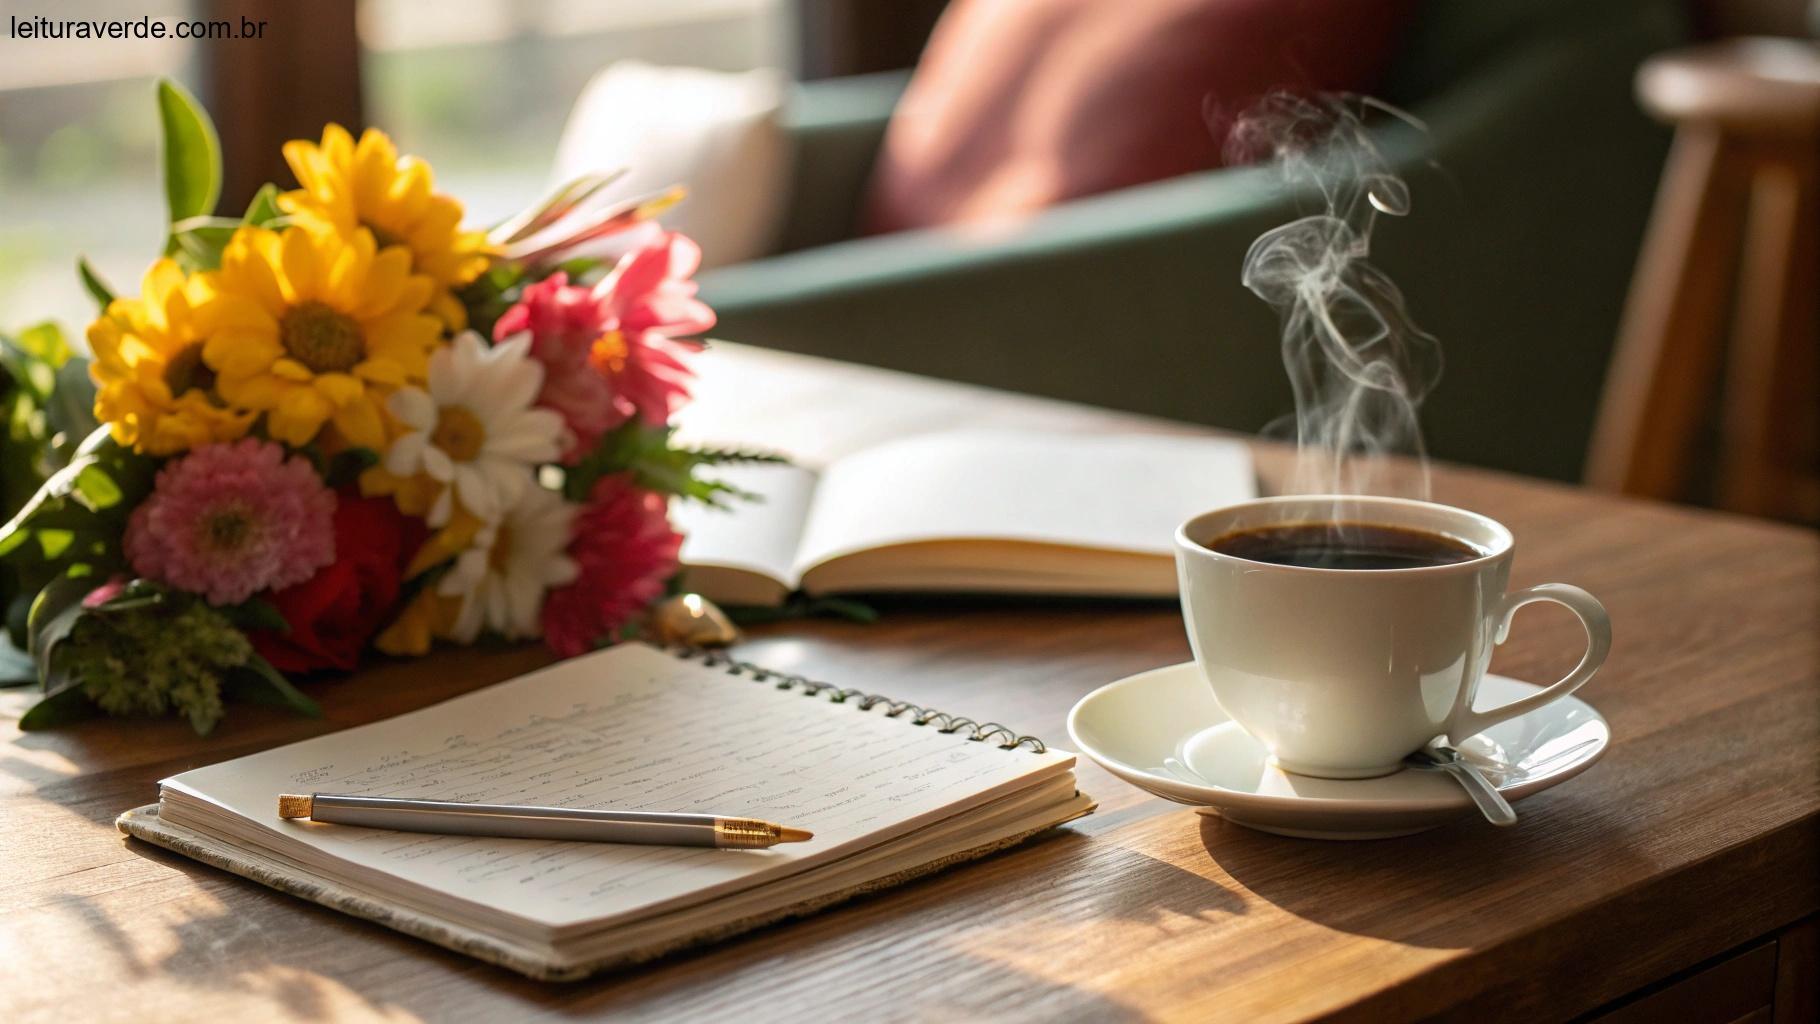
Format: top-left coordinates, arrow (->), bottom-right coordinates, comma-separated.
4,345 -> 1816,1022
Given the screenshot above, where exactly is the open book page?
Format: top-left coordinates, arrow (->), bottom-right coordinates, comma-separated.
672,463 -> 819,603
160,644 -> 1073,935
793,430 -> 1256,575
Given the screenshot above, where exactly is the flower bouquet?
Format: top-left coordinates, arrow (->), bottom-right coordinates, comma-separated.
0,80 -> 772,733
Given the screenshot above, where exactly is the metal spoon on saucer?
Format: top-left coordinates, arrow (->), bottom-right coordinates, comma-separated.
1403,744 -> 1517,826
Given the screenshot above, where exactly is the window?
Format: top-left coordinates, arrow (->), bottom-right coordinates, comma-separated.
0,0 -> 790,333
0,2 -> 205,330
360,0 -> 790,225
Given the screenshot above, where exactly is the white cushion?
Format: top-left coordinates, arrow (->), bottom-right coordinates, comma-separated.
550,61 -> 791,270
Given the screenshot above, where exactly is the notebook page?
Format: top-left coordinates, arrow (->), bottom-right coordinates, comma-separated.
793,430 -> 1256,572
161,644 -> 1072,934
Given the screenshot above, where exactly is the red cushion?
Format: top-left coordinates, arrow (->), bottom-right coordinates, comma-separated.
863,0 -> 1413,234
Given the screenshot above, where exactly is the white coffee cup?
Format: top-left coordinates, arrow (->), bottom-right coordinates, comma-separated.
1175,495 -> 1611,779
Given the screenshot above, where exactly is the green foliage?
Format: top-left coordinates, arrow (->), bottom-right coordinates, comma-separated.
0,322 -> 69,405
456,262 -> 528,340
0,322 -> 91,477
76,257 -> 116,310
222,656 -> 322,721
563,420 -> 786,507
16,686 -> 96,729
0,323 -> 88,659
169,186 -> 295,272
169,215 -> 240,272
48,359 -> 98,447
18,581 -> 318,735
0,428 -> 156,615
156,78 -> 221,240
455,255 -> 611,341
321,446 -> 380,489
26,573 -> 98,687
218,596 -> 290,633
242,182 -> 288,228
554,255 -> 605,282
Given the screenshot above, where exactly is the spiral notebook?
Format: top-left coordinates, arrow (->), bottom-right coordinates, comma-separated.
116,643 -> 1092,980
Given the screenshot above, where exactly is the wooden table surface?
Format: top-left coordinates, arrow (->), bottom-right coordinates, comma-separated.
4,345 -> 1816,1023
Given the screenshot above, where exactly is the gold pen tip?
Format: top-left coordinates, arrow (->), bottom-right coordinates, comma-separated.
775,827 -> 814,843
277,794 -> 313,819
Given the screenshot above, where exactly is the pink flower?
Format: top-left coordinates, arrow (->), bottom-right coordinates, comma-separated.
125,438 -> 337,606
541,474 -> 682,657
81,577 -> 130,609
593,231 -> 714,425
494,232 -> 714,461
494,273 -> 622,461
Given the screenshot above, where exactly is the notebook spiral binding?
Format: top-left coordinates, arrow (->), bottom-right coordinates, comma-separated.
670,647 -> 1047,753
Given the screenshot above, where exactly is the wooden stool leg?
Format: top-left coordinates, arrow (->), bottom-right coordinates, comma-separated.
1587,126 -> 1747,497
1717,148 -> 1819,516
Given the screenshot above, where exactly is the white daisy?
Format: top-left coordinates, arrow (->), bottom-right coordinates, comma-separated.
438,483 -> 581,643
384,330 -> 567,526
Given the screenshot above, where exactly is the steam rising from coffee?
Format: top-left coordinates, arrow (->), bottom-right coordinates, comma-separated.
1227,94 -> 1440,499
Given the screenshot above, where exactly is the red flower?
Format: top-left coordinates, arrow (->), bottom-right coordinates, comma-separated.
249,494 -> 426,673
542,474 -> 682,657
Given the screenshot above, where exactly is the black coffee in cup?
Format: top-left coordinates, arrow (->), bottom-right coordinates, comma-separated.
1205,522 -> 1482,570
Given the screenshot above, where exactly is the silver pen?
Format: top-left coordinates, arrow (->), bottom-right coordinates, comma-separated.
277,794 -> 814,849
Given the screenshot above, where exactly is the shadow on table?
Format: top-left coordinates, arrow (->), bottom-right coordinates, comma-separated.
541,827 -> 1245,1020
1195,793 -> 1649,949
105,827 -> 1214,1020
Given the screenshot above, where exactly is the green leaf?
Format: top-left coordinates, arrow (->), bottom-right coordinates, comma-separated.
564,421 -> 782,509
47,358 -> 99,448
219,597 -> 289,633
555,256 -> 604,281
454,261 -> 530,340
76,258 -> 116,309
26,574 -> 99,687
18,685 -> 98,730
170,216 -> 240,272
156,77 -> 221,228
225,655 -> 321,719
71,463 -> 124,510
242,183 -> 287,227
14,322 -> 70,367
323,446 -> 379,489
0,326 -> 68,406
0,430 -> 155,591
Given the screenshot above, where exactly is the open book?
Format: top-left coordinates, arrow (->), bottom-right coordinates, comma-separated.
118,644 -> 1091,980
673,430 -> 1255,606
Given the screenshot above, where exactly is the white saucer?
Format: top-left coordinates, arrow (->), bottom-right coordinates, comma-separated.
1067,662 -> 1609,839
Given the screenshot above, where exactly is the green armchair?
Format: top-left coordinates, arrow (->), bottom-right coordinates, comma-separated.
699,0 -> 1689,482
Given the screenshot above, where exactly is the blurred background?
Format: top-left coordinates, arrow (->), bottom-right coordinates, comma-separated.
1,0 -> 1814,521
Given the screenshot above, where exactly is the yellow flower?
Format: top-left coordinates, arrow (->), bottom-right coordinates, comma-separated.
193,225 -> 442,449
375,588 -> 463,657
372,506 -> 486,656
87,258 -> 256,455
280,124 -> 491,330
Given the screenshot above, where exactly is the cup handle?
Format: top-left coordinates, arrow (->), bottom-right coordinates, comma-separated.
1446,583 -> 1612,742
